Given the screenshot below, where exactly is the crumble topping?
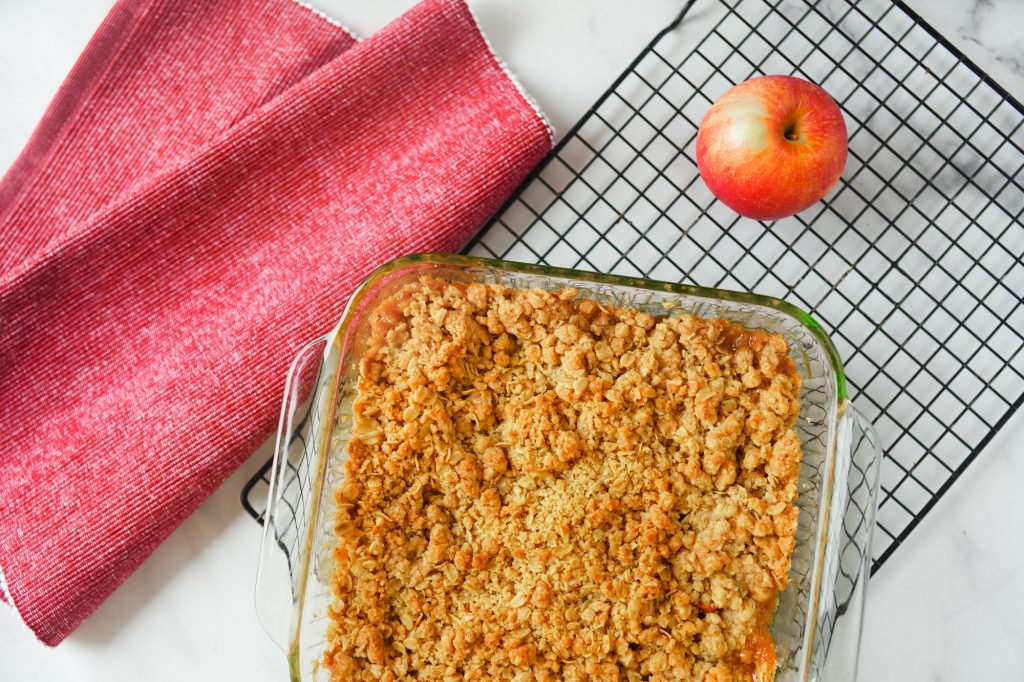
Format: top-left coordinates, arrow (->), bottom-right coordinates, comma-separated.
325,277 -> 802,681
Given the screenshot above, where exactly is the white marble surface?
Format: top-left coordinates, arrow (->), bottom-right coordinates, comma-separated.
1,1 -> 1023,680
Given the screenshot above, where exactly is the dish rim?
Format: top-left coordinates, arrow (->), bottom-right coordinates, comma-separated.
334,252 -> 847,399
272,252 -> 856,680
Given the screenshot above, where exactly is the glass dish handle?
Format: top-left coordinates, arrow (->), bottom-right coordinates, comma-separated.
254,335 -> 329,652
820,401 -> 883,681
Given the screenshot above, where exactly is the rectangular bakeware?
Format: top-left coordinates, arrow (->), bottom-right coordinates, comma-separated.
253,254 -> 882,681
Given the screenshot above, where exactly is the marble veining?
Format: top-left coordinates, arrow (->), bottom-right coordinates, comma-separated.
917,0 -> 1024,99
0,1 -> 1022,681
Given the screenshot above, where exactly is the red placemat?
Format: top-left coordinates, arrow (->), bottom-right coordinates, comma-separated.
0,0 -> 551,645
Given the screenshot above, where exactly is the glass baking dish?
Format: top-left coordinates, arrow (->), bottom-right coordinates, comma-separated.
254,253 -> 882,682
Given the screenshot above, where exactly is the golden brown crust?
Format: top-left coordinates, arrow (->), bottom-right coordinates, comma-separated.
324,277 -> 802,682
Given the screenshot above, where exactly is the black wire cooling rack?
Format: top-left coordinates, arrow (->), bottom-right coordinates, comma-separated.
243,0 -> 1024,574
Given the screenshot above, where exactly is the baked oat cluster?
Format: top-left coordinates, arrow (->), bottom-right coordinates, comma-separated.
324,277 -> 803,682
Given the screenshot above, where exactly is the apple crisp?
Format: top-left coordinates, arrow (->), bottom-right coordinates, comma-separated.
324,276 -> 803,682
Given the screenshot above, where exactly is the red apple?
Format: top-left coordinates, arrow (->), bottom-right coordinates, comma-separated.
695,74 -> 847,221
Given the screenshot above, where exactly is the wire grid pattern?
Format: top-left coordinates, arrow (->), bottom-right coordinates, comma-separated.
242,0 -> 1024,576
463,0 -> 1024,570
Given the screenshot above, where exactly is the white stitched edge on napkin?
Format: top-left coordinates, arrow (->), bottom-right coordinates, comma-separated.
292,0 -> 555,143
0,562 -> 45,648
463,3 -> 555,143
292,0 -> 557,142
289,0 -> 361,40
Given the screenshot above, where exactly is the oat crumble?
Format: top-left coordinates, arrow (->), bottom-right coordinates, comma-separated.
324,277 -> 803,682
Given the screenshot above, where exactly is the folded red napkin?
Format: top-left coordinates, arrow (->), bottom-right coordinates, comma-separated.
0,0 -> 551,645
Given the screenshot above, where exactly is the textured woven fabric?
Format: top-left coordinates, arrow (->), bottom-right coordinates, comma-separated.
0,0 -> 551,645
